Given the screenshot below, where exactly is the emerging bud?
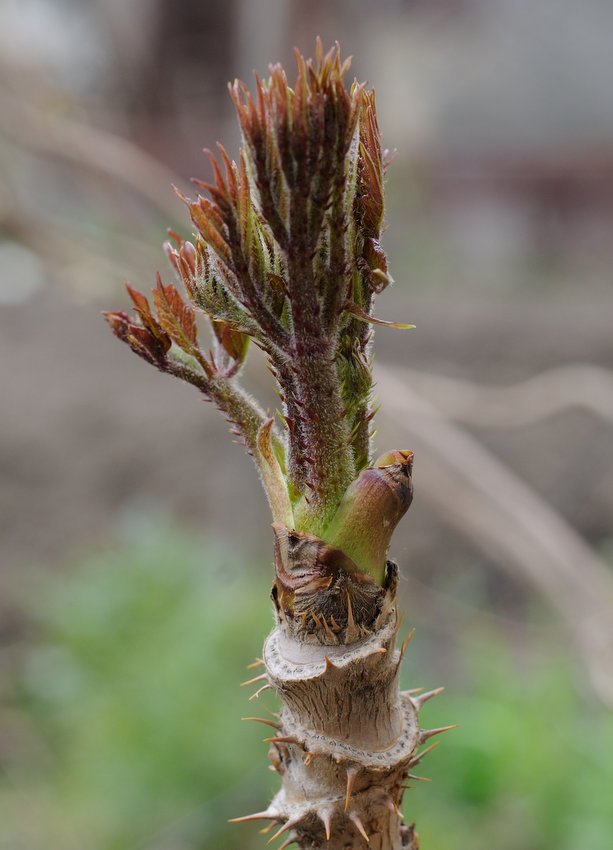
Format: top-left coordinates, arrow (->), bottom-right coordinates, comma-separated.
104,41 -> 412,548
323,450 -> 414,584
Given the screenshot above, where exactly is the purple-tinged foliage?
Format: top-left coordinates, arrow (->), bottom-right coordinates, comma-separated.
105,40 -> 412,542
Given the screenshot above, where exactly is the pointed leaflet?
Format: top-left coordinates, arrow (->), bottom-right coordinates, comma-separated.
152,274 -> 201,359
104,285 -> 171,367
212,319 -> 249,375
125,284 -> 162,337
257,418 -> 293,527
345,301 -> 415,330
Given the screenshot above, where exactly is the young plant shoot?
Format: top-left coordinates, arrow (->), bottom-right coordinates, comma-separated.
105,40 -> 450,850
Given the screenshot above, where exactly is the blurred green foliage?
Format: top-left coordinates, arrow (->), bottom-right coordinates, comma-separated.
1,525 -> 612,850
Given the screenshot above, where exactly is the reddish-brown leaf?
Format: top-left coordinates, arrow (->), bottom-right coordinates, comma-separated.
188,199 -> 232,265
212,320 -> 249,365
124,284 -> 164,339
153,275 -> 198,354
126,326 -> 168,365
103,309 -> 170,366
102,310 -> 132,341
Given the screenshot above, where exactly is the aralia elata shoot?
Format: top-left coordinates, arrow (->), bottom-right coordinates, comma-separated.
105,39 -> 452,850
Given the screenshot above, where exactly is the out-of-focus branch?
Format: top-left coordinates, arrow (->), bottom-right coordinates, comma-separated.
0,88 -> 184,222
400,365 -> 613,428
377,366 -> 613,706
0,206 -> 155,296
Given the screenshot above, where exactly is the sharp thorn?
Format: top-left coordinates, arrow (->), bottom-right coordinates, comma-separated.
241,717 -> 280,730
303,752 -> 315,766
241,673 -> 268,687
266,826 -> 287,846
345,765 -> 359,812
409,742 -> 439,767
267,818 -> 300,846
419,724 -> 458,744
246,657 -> 265,670
249,684 -> 273,701
407,773 -> 431,782
412,687 -> 445,710
324,655 -> 337,673
349,811 -> 370,843
345,591 -> 358,642
319,807 -> 333,841
403,688 -> 423,696
322,617 -> 336,641
264,736 -> 300,745
399,628 -> 416,659
260,822 -> 276,834
229,810 -> 276,823
382,795 -> 403,817
278,836 -> 297,850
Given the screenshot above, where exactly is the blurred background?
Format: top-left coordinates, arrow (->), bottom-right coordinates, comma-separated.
1,1 -> 613,849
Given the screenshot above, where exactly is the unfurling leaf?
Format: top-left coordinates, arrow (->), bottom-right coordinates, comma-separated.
103,286 -> 172,368
212,320 -> 249,367
153,275 -> 199,353
256,419 -> 293,528
125,284 -> 164,338
357,90 -> 385,239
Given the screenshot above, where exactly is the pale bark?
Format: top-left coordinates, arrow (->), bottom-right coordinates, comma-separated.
237,557 -> 448,850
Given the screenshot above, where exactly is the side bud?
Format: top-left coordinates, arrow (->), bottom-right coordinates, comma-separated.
323,450 -> 414,585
